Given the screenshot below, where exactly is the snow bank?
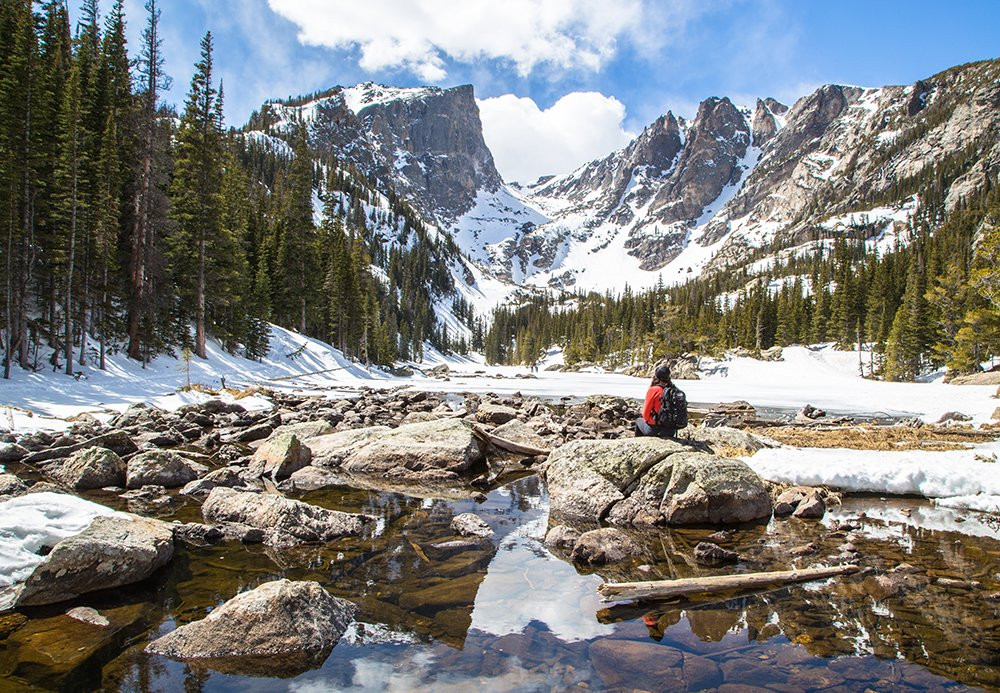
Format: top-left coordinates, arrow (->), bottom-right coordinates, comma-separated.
694,344 -> 999,424
0,492 -> 122,607
745,441 -> 1000,512
0,324 -> 381,432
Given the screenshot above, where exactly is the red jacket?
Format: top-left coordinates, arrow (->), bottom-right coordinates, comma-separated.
643,385 -> 664,425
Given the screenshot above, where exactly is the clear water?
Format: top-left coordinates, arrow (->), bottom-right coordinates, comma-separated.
2,475 -> 998,692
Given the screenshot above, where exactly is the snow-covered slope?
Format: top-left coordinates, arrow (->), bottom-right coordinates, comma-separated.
246,60 -> 1000,300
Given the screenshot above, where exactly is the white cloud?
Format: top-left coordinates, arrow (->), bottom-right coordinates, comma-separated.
478,92 -> 635,184
267,0 -> 647,80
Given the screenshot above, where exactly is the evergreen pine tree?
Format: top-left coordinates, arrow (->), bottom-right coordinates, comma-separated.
169,31 -> 224,359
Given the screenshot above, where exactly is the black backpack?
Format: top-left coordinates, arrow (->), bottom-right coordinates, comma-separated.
654,385 -> 688,430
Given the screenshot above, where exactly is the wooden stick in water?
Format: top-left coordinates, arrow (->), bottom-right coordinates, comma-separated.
598,564 -> 861,603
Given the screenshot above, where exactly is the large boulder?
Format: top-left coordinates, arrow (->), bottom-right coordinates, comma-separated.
308,418 -> 486,478
15,515 -> 174,607
146,579 -> 354,669
58,447 -> 126,489
201,487 -> 373,545
247,433 -> 311,480
126,450 -> 208,489
545,438 -> 771,526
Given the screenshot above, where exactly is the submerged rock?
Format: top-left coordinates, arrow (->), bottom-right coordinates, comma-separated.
201,487 -> 373,545
65,607 -> 110,627
571,527 -> 641,565
15,515 -> 174,607
545,438 -> 771,526
450,513 -> 493,538
309,418 -> 486,478
147,579 -> 355,668
694,541 -> 740,565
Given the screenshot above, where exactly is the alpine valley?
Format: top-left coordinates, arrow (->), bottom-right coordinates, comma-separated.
246,59 -> 999,297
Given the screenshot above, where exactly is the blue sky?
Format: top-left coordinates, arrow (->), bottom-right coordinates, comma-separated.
110,0 -> 999,182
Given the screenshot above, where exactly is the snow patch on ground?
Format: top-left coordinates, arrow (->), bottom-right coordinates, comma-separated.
744,441 -> 1000,512
0,493 -> 122,607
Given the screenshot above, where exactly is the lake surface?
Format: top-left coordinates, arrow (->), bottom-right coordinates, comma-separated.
2,474 -> 998,692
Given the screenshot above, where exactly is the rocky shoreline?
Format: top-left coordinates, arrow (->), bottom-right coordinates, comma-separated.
0,386 -> 994,678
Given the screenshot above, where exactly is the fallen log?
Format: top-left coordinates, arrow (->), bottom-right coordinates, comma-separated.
469,423 -> 551,457
598,564 -> 860,603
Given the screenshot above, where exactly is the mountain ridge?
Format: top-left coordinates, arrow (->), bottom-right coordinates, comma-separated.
242,57 -> 1000,301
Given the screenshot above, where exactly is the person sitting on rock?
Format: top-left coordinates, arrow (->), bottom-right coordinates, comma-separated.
635,364 -> 687,438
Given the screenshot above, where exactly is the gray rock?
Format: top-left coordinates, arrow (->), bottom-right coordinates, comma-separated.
0,442 -> 28,462
544,524 -> 582,551
936,411 -> 972,424
147,579 -> 355,664
126,450 -> 209,489
793,493 -> 826,519
228,423 -> 274,443
694,541 -> 739,565
0,473 -> 28,497
571,528 -> 641,565
682,426 -> 777,456
545,438 -> 771,526
15,515 -> 174,607
180,466 -> 258,496
759,346 -> 784,361
202,487 -> 373,546
475,403 -> 518,425
66,606 -> 110,627
279,465 -> 341,492
657,454 -> 773,525
173,522 -> 225,545
177,399 -> 246,416
268,420 -> 336,441
490,419 -> 549,448
58,447 -> 126,489
21,430 -> 137,465
450,513 -> 493,538
247,433 -> 311,480
309,418 -> 486,478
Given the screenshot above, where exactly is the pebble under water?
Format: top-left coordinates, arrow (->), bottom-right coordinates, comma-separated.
2,473 -> 999,692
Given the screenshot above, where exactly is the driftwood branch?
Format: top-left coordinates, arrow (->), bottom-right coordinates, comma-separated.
469,423 -> 551,457
598,564 -> 860,603
265,367 -> 346,382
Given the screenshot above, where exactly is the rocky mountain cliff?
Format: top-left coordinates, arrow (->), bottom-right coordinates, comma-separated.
245,59 -> 1000,299
258,82 -> 503,226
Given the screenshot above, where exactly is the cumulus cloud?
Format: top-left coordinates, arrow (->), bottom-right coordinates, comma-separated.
478,92 -> 635,184
267,0 -> 647,80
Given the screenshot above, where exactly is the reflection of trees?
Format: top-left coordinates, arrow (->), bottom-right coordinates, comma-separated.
571,511 -> 1000,689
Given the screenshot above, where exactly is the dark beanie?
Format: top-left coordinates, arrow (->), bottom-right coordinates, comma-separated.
655,365 -> 671,382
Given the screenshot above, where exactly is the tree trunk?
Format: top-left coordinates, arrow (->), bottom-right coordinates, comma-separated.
195,231 -> 206,358
78,243 -> 89,366
4,214 -> 12,380
127,150 -> 150,361
65,176 -> 77,376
